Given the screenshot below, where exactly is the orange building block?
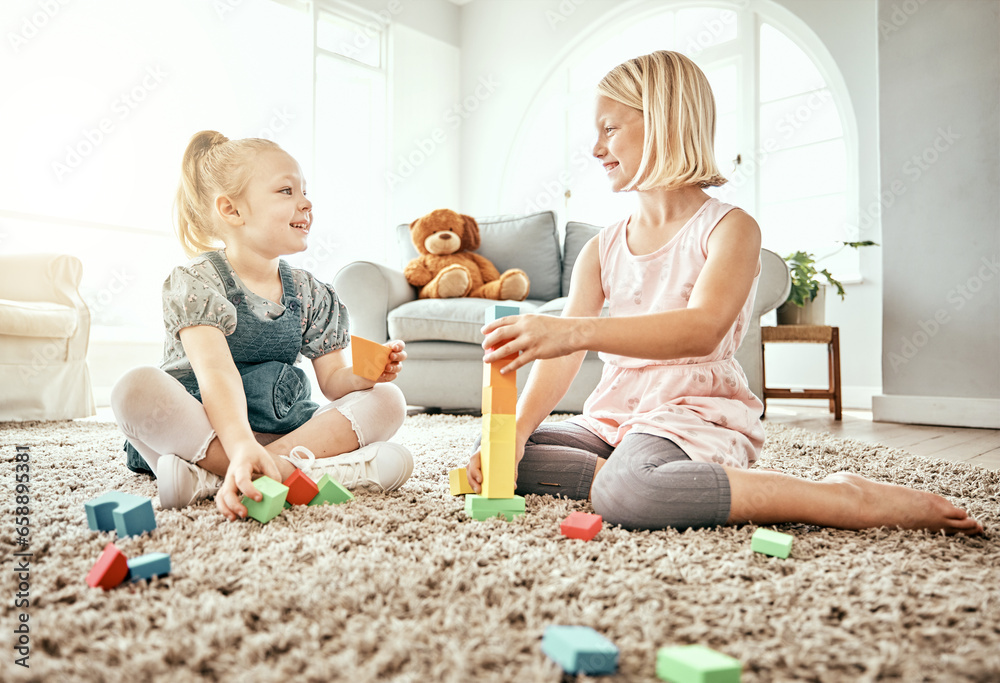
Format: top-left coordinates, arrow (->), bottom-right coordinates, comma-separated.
351,335 -> 391,381
483,354 -> 518,389
86,543 -> 129,590
482,384 -> 516,414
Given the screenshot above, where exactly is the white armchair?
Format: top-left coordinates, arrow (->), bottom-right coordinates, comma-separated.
0,254 -> 96,421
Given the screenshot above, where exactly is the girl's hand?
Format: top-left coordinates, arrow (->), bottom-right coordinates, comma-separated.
376,340 -> 406,383
215,442 -> 283,522
466,440 -> 526,494
482,315 -> 591,374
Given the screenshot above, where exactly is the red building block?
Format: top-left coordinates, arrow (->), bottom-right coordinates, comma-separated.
560,511 -> 602,541
284,469 -> 320,506
86,543 -> 129,590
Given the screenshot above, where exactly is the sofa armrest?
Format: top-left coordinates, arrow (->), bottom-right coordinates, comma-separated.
0,253 -> 91,361
333,261 -> 416,343
0,253 -> 85,308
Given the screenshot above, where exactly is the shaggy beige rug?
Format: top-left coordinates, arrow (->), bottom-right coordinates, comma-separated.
0,415 -> 998,683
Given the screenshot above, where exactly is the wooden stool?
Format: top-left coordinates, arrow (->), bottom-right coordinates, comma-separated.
761,325 -> 842,420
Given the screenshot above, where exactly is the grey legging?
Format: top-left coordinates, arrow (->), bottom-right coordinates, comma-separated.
512,421 -> 732,530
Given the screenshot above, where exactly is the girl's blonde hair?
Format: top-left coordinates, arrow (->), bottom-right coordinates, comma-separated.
598,50 -> 727,191
174,131 -> 281,257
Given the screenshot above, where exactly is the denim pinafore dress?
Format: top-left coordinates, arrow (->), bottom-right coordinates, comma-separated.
124,251 -> 319,475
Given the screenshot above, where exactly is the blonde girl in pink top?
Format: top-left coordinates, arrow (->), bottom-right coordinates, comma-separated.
466,51 -> 981,535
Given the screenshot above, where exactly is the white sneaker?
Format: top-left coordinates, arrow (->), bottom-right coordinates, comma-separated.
282,443 -> 413,492
158,453 -> 224,509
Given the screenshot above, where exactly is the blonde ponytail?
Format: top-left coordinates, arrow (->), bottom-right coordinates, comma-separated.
173,130 -> 281,258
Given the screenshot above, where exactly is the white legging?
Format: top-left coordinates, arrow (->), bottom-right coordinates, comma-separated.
111,366 -> 406,476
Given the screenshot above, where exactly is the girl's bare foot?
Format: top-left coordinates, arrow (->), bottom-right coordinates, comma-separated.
824,472 -> 983,535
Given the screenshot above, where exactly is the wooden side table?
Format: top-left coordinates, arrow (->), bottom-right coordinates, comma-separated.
761,325 -> 842,420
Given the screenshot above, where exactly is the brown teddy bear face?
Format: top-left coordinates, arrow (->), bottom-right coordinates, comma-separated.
423,229 -> 462,256
410,208 -> 481,256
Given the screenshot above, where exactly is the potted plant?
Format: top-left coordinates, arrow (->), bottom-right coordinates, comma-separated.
777,241 -> 878,325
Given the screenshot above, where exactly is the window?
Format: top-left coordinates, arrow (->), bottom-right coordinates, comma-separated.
0,0 -> 390,340
502,2 -> 858,277
305,5 -> 390,284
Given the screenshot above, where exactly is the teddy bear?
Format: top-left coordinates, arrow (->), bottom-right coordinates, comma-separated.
404,208 -> 530,301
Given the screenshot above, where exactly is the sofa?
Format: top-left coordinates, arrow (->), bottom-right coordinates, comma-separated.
333,211 -> 789,412
0,253 -> 96,421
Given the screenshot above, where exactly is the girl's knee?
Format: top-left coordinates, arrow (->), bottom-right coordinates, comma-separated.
353,383 -> 406,443
111,367 -> 166,419
589,462 -> 640,527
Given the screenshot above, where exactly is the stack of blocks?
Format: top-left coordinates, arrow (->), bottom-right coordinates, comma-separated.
462,304 -> 526,522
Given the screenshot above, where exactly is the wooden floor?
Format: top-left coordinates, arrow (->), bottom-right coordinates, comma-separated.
764,402 -> 1000,471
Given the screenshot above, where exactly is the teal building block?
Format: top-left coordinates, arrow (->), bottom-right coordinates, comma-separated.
751,528 -> 793,558
308,474 -> 354,506
541,625 -> 619,676
484,304 -> 521,324
464,494 -> 525,521
85,491 -> 156,537
241,477 -> 288,523
127,553 -> 171,582
656,645 -> 741,683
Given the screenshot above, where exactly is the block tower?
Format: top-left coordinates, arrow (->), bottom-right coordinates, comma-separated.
463,304 -> 526,521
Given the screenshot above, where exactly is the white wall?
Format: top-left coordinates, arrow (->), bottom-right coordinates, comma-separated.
873,0 -> 1000,428
457,0 -> 883,408
387,23 -> 462,262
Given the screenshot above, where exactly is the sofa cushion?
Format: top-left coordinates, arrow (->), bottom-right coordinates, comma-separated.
396,211 -> 563,302
561,221 -> 602,296
0,298 -> 77,338
388,298 -> 544,344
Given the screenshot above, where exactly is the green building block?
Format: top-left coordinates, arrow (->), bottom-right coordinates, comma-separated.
241,477 -> 288,523
751,528 -> 793,558
465,494 -> 525,521
656,645 -> 741,683
308,474 -> 354,506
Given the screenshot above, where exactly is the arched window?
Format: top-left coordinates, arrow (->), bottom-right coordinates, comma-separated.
502,1 -> 859,277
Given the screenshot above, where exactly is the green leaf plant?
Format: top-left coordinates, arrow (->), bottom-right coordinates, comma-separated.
783,241 -> 878,308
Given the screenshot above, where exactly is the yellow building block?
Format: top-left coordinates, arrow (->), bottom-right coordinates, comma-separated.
449,467 -> 475,495
483,354 -> 518,389
482,413 -> 516,443
481,439 -> 515,499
